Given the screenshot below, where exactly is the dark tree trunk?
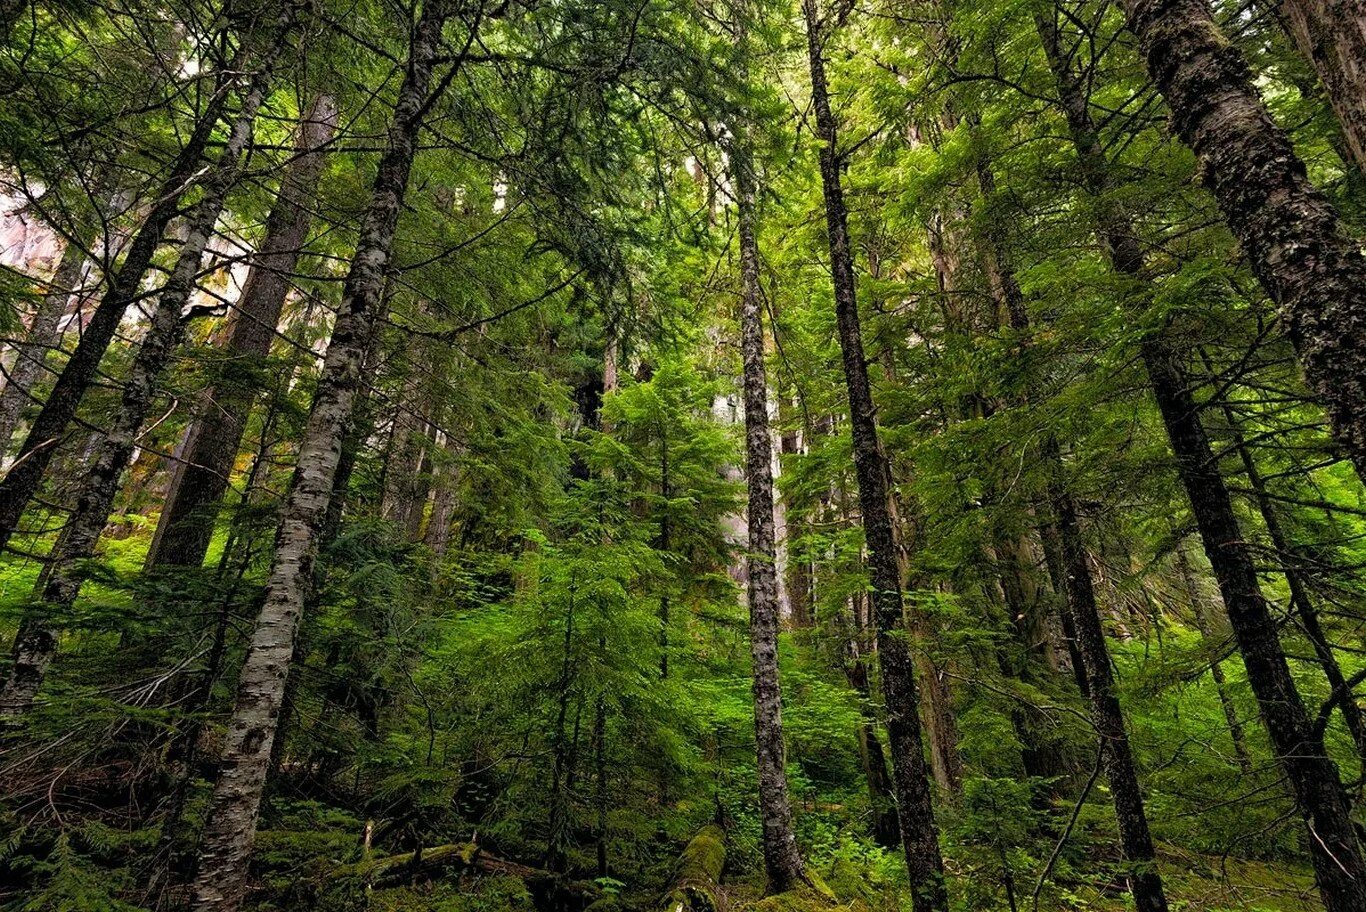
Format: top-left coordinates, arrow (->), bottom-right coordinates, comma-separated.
0,51 -> 281,719
0,35 -> 264,556
147,93 -> 338,569
1275,0 -> 1366,174
187,5 -> 459,909
1045,451 -> 1169,912
802,3 -> 947,907
844,596 -> 900,848
1120,0 -> 1366,483
1036,13 -> 1366,908
729,132 -> 806,894
1199,348 -> 1366,772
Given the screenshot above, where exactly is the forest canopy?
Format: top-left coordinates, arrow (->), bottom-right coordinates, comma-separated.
0,0 -> 1365,910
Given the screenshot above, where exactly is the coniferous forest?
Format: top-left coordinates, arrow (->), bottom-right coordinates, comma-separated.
1,0 -> 1366,909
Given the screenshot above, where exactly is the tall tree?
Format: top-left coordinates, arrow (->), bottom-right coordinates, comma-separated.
186,4 -> 466,908
0,32 -> 287,718
1275,0 -> 1366,174
802,2 -> 947,908
727,128 -> 806,893
1036,9 -> 1366,909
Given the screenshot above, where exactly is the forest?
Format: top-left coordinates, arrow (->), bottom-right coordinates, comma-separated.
0,0 -> 1365,909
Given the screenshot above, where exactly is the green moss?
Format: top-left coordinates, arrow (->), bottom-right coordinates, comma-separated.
674,824 -> 725,886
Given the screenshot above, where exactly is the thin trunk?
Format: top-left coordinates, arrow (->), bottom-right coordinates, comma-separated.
802,3 -> 947,908
1045,446 -> 1169,912
1199,348 -> 1366,773
0,241 -> 85,454
147,93 -> 338,569
1037,13 -> 1366,908
0,52 -> 281,719
187,6 -> 456,908
1175,541 -> 1253,774
1275,0 -> 1366,174
729,132 -> 806,894
1120,0 -> 1366,483
1038,519 -> 1088,694
0,34 -> 262,555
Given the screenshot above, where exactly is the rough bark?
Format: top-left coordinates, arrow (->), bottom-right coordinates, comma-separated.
0,33 -> 263,556
1120,0 -> 1366,482
802,2 -> 946,908
0,51 -> 280,720
187,5 -> 455,909
729,132 -> 806,895
1276,0 -> 1366,174
147,93 -> 338,569
1038,12 -> 1366,909
0,241 -> 85,454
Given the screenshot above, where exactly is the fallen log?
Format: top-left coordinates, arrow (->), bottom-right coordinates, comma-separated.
659,824 -> 726,912
329,841 -> 602,911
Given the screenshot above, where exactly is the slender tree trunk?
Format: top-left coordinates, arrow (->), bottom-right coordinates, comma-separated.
1199,348 -> 1366,772
0,242 -> 85,454
0,33 -> 265,556
729,132 -> 806,894
147,93 -> 338,569
802,3 -> 946,907
1275,0 -> 1366,174
187,6 -> 457,908
1174,542 -> 1253,774
1036,13 -> 1366,908
1119,0 -> 1366,482
1045,446 -> 1169,912
0,52 -> 281,720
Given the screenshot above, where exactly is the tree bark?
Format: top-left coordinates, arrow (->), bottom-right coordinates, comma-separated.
147,93 -> 338,569
1120,0 -> 1366,483
1276,0 -> 1366,174
1037,12 -> 1366,909
802,3 -> 946,908
187,5 -> 456,909
729,131 -> 806,895
0,48 -> 281,720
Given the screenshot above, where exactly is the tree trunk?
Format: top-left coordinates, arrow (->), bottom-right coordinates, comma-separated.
802,3 -> 947,908
0,34 -> 265,556
147,93 -> 338,569
1120,0 -> 1366,483
843,596 -> 900,848
0,241 -> 85,455
1045,449 -> 1169,912
1276,0 -> 1366,174
187,6 -> 455,909
1036,13 -> 1366,908
1174,541 -> 1253,774
0,51 -> 280,720
729,131 -> 806,895
1199,348 -> 1366,773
